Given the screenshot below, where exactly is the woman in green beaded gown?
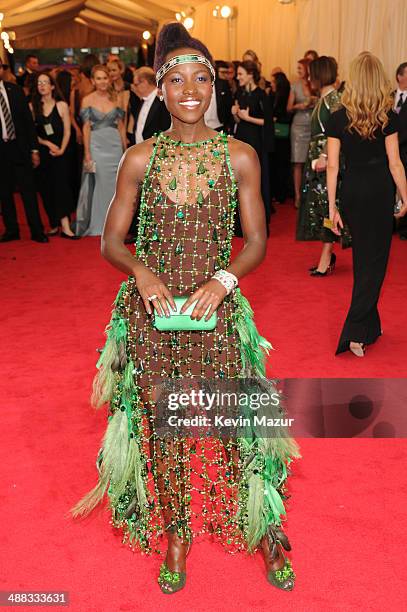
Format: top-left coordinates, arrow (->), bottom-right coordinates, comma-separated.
71,23 -> 300,594
297,56 -> 351,275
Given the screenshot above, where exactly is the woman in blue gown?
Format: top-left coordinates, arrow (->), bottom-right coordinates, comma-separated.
75,65 -> 126,236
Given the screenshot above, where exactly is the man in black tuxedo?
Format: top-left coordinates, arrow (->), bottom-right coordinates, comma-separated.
0,63 -> 48,242
16,54 -> 39,87
394,62 -> 407,239
128,67 -> 171,146
206,61 -> 233,134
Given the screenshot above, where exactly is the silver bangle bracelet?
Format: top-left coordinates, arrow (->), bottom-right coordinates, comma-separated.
212,270 -> 238,295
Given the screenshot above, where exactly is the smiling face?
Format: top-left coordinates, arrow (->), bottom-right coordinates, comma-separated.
237,66 -> 252,88
37,74 -> 54,97
160,47 -> 213,124
92,69 -> 110,92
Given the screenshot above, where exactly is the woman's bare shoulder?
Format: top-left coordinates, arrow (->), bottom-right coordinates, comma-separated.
56,100 -> 69,112
120,138 -> 156,181
227,136 -> 259,167
81,91 -> 95,107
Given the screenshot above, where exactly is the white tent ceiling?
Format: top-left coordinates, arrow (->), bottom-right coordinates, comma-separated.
1,0 -> 208,47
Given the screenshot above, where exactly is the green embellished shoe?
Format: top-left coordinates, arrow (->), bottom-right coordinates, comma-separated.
157,538 -> 192,594
158,561 -> 186,594
267,556 -> 296,591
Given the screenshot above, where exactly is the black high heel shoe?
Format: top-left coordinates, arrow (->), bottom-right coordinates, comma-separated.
310,252 -> 336,276
60,232 -> 81,240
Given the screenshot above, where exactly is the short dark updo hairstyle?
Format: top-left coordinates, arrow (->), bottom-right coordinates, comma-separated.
309,56 -> 338,88
154,22 -> 214,81
239,60 -> 261,85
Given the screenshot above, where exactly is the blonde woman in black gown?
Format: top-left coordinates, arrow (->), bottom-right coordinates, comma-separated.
327,52 -> 407,357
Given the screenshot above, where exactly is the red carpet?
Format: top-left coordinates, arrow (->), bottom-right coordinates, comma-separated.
1,200 -> 406,611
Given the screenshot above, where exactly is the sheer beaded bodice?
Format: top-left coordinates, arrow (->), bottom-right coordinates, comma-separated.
124,131 -> 242,386
135,132 -> 237,294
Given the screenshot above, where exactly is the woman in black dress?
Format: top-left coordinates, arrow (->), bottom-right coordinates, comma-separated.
232,60 -> 274,233
269,71 -> 292,204
30,72 -> 79,239
326,52 -> 407,356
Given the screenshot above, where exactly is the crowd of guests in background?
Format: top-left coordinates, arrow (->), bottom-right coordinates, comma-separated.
0,48 -> 406,247
2,45 -> 407,361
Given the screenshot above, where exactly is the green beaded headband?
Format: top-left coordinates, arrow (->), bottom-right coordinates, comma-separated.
156,54 -> 216,85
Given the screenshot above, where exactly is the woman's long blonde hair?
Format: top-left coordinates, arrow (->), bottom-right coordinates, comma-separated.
342,52 -> 393,139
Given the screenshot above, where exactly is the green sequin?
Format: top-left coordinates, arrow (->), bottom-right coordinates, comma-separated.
168,177 -> 177,190
197,161 -> 207,175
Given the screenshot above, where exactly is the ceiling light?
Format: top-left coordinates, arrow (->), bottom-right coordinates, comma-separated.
1,31 -> 9,40
175,12 -> 182,21
183,16 -> 194,30
142,30 -> 151,40
220,5 -> 233,18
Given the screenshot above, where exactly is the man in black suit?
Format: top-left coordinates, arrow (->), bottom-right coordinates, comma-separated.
0,63 -> 48,242
128,67 -> 171,146
205,60 -> 234,134
394,62 -> 407,239
16,54 -> 39,87
206,61 -> 233,134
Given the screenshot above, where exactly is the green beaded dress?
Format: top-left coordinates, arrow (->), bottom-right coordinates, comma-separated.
71,131 -> 300,554
296,89 -> 351,247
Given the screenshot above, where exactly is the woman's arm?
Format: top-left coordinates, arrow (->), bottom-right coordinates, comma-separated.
231,100 -> 240,123
326,136 -> 343,234
69,88 -> 83,144
102,141 -> 176,317
385,132 -> 407,216
82,120 -> 91,162
80,96 -> 92,162
180,140 -> 267,320
117,117 -> 127,152
55,101 -> 71,155
237,108 -> 264,125
287,87 -> 307,112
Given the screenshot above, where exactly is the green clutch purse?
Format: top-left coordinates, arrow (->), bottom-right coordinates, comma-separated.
274,122 -> 290,139
153,296 -> 217,331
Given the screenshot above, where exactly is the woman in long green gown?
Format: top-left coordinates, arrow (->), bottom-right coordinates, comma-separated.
297,56 -> 351,275
70,23 -> 300,594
